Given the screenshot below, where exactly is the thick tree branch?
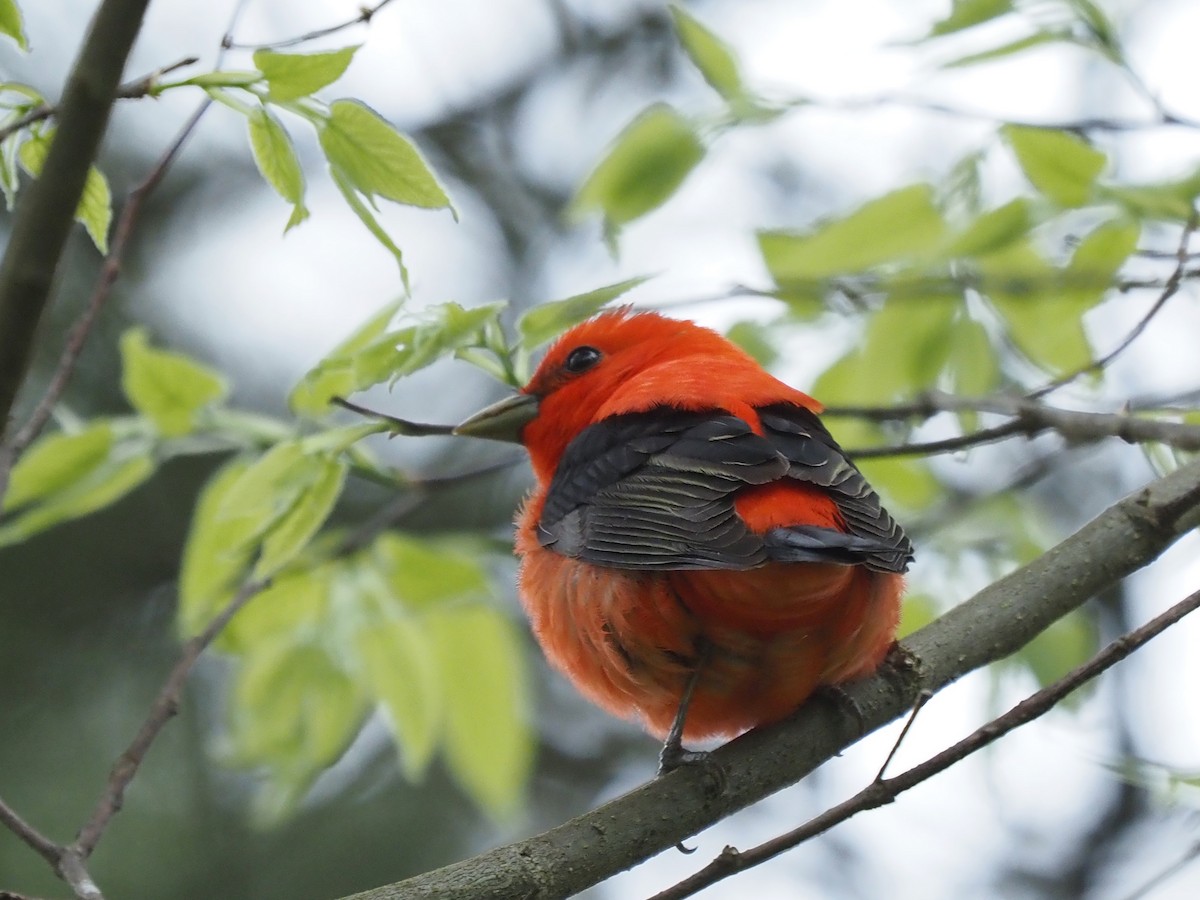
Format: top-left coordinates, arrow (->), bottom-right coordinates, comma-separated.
654,586 -> 1200,900
337,456 -> 1200,900
0,0 -> 152,434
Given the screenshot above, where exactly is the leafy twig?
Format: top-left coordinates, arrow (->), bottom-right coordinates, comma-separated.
0,57 -> 198,145
650,587 -> 1200,900
0,99 -> 212,507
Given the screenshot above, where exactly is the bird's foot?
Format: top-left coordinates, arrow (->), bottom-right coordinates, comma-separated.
657,742 -> 711,776
812,683 -> 867,735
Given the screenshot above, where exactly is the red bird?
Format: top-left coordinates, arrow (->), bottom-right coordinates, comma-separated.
455,309 -> 912,768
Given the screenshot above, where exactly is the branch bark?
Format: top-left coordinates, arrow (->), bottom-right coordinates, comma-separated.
0,0 -> 153,433
337,456 -> 1200,900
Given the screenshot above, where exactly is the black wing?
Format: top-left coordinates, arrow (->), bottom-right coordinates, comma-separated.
537,404 -> 912,573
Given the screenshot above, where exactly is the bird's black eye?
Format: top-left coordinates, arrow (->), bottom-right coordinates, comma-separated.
564,345 -> 602,373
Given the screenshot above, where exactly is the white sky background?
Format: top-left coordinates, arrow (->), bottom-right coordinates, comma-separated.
8,0 -> 1200,897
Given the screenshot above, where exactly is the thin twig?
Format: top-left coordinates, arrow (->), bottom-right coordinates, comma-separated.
222,0 -> 400,50
0,795 -> 60,867
0,57 -> 197,146
0,98 -> 212,507
1030,211 -> 1200,399
651,587 -> 1200,900
68,578 -> 270,860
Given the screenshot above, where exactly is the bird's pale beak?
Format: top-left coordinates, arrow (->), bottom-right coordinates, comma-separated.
453,392 -> 539,443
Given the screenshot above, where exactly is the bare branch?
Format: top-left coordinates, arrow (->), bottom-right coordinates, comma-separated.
222,0 -> 401,50
0,795 -> 60,867
0,0 -> 154,429
653,586 -> 1200,900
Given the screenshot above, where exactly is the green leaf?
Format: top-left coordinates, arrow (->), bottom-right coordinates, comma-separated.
571,103 -> 706,235
253,46 -> 358,101
179,457 -> 257,634
215,441 -> 313,549
180,70 -> 264,89
330,166 -> 409,285
0,0 -> 28,50
357,617 -> 442,779
1062,218 -> 1139,310
247,106 -> 309,231
516,276 -> 648,350
725,320 -> 780,367
946,314 -> 1000,397
1003,125 -> 1107,207
943,30 -> 1066,68
3,422 -> 113,512
979,240 -> 1091,372
253,455 -> 347,579
18,132 -> 112,252
669,5 -> 744,100
939,198 -> 1034,258
759,184 -> 947,284
120,329 -> 228,436
1066,0 -> 1122,61
320,99 -> 452,210
371,533 -> 491,610
427,606 -> 532,819
0,450 -> 155,547
289,300 -> 402,414
220,565 -> 331,651
926,0 -> 1014,37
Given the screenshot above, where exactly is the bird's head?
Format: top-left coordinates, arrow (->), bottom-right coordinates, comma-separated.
454,308 -> 783,483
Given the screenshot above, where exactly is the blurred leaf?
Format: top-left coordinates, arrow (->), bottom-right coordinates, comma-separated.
289,300 -> 403,414
759,184 -> 947,283
669,5 -> 744,100
18,130 -> 112,251
427,605 -> 532,820
897,594 -> 938,639
1066,0 -> 1122,61
946,314 -> 1000,398
0,449 -> 155,547
120,329 -> 228,436
320,99 -> 452,210
1003,125 -> 1106,207
253,456 -> 347,579
726,320 -> 779,367
1101,179 -> 1200,221
247,106 -> 309,231
516,277 -> 648,350
1062,218 -> 1139,309
179,457 -> 257,633
180,69 -> 263,89
572,103 -> 705,235
943,30 -> 1065,68
216,441 -> 314,548
220,564 -> 332,651
925,0 -> 1014,37
371,532 -> 491,610
0,0 -> 28,50
3,422 -> 113,512
939,198 -> 1034,258
226,640 -> 368,824
253,46 -> 358,101
357,616 -> 442,780
1010,610 -> 1096,696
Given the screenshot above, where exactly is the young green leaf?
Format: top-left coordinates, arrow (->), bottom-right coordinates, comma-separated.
3,422 -> 113,513
0,0 -> 28,50
247,106 -> 309,231
759,184 -> 947,283
320,99 -> 452,210
357,616 -> 442,780
120,329 -> 229,436
1003,125 -> 1106,207
253,46 -> 358,101
427,605 -> 532,820
669,5 -> 744,100
0,450 -> 155,547
939,198 -> 1034,259
215,441 -> 314,549
18,131 -> 113,252
179,457 -> 257,634
943,31 -> 1065,68
371,533 -> 491,610
571,103 -> 706,234
926,0 -> 1014,37
516,276 -> 649,350
252,455 -> 347,579
329,166 -> 409,285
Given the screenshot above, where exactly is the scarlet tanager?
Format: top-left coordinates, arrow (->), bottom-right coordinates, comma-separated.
455,309 -> 912,768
